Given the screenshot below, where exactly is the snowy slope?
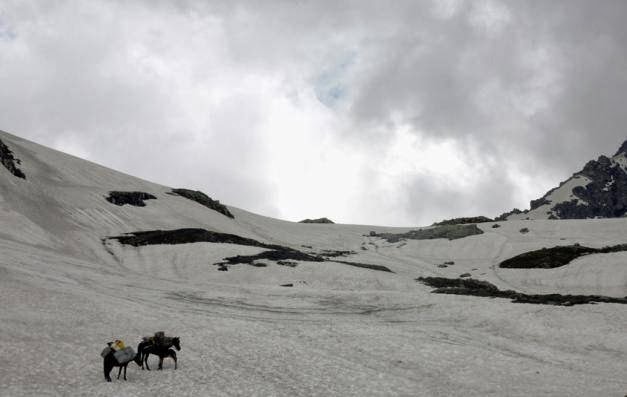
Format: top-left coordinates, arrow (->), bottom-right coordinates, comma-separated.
0,130 -> 626,396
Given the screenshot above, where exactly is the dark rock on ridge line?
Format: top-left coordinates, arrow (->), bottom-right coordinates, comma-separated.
299,217 -> 334,224
170,188 -> 234,218
0,139 -> 26,179
432,216 -> 492,226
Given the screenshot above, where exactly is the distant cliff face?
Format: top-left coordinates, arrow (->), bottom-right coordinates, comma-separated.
500,139 -> 627,220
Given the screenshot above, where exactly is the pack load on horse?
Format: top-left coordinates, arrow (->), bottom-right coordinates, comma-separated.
142,331 -> 173,347
101,339 -> 137,382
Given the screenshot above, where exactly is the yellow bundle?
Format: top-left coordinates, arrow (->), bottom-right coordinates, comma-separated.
113,339 -> 126,350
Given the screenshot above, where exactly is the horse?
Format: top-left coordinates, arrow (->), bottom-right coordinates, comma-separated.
135,334 -> 173,367
136,336 -> 181,370
103,343 -> 132,382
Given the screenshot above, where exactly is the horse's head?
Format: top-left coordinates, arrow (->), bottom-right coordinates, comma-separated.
172,337 -> 181,351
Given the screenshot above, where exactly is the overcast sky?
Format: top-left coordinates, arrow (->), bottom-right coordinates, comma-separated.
1,1 -> 626,226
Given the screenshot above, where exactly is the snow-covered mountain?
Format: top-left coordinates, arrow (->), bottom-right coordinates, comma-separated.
1,130 -> 626,396
501,139 -> 627,220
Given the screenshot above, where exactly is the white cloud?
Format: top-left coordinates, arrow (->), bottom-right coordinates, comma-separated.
0,0 -> 625,225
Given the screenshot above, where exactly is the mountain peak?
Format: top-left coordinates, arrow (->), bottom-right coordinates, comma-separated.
501,138 -> 627,220
614,139 -> 627,157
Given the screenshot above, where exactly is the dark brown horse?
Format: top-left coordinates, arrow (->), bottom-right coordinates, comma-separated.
137,336 -> 181,370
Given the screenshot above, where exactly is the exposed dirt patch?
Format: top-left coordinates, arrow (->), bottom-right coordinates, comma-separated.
170,188 -> 234,218
499,243 -> 627,269
105,191 -> 156,207
416,277 -> 627,306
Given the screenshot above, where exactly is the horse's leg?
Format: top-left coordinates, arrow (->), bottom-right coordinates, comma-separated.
144,353 -> 151,371
158,356 -> 163,370
123,364 -> 127,381
172,351 -> 177,370
117,365 -> 122,379
104,359 -> 112,382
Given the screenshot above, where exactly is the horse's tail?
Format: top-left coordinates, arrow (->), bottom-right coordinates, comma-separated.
135,341 -> 146,366
133,351 -> 142,366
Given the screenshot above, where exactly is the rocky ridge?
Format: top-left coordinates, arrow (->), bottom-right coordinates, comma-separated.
500,139 -> 627,220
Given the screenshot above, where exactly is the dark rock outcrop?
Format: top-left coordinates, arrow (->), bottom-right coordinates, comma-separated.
373,224 -> 484,243
330,260 -> 393,273
299,217 -> 335,224
170,188 -> 234,218
416,276 -> 627,306
109,228 -> 276,248
105,191 -> 156,206
219,249 -> 324,265
0,139 -> 26,179
318,250 -> 356,258
277,260 -> 298,267
432,216 -> 493,226
499,243 -> 627,269
435,261 -> 455,268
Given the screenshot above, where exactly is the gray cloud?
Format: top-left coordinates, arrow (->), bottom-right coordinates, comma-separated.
0,0 -> 625,225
